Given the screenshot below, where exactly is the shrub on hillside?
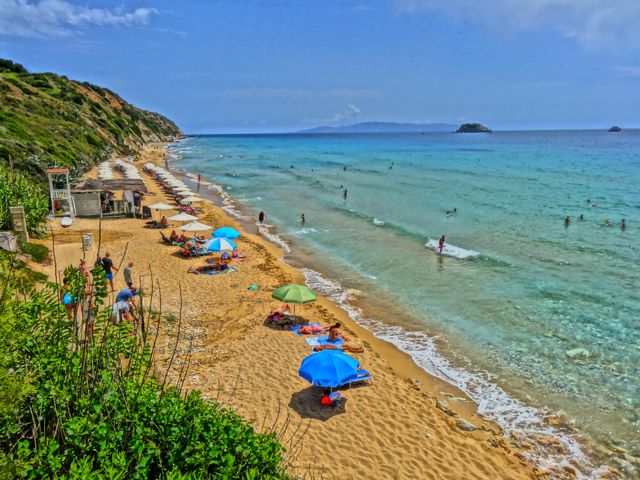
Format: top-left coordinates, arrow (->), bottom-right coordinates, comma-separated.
0,263 -> 290,479
0,169 -> 49,236
18,242 -> 49,262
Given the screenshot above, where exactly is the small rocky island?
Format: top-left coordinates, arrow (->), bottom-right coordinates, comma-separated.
608,125 -> 622,132
456,123 -> 491,133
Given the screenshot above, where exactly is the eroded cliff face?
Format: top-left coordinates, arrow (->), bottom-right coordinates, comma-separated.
0,59 -> 182,181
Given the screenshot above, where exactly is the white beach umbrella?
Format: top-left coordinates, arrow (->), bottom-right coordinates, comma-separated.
148,202 -> 174,210
179,221 -> 213,232
182,196 -> 201,203
168,212 -> 199,222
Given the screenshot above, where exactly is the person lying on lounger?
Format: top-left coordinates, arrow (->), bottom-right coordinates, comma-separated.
313,343 -> 364,353
170,230 -> 186,243
297,324 -> 330,334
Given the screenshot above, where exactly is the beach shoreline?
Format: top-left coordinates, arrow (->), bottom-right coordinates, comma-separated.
167,139 -> 628,478
30,142 -> 587,479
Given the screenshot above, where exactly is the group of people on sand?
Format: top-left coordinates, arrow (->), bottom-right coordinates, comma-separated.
267,306 -> 364,354
60,252 -> 140,337
92,251 -> 140,331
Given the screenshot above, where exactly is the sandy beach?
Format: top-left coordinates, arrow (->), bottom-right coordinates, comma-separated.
31,143 -> 544,479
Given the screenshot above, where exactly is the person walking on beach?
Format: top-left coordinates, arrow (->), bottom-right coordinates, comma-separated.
301,213 -> 306,225
438,235 -> 446,253
99,251 -> 117,292
258,211 -> 266,223
123,262 -> 134,289
197,174 -> 201,193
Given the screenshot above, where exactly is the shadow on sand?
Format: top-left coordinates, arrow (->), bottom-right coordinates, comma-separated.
289,386 -> 347,421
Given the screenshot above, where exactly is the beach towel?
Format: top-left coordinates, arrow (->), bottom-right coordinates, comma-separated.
290,323 -> 321,336
305,336 -> 344,347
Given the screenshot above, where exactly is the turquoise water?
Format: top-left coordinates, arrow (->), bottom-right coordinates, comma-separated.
170,131 -> 640,476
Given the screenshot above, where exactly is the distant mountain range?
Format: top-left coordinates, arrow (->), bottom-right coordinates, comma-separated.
299,121 -> 458,134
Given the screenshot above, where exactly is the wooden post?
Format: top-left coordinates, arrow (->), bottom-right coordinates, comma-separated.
10,206 -> 29,242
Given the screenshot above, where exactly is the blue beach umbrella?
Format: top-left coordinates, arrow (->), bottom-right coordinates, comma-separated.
203,237 -> 237,252
298,350 -> 360,387
212,226 -> 240,239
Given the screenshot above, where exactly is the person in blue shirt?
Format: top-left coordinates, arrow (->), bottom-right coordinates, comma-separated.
115,287 -> 138,308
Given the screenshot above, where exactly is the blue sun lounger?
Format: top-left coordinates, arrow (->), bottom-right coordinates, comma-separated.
305,336 -> 344,347
344,369 -> 372,387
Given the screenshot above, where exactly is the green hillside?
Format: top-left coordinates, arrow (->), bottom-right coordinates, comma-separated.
0,59 -> 181,179
0,59 -> 182,234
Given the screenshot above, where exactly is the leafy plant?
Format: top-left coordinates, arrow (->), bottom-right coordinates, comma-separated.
0,168 -> 49,236
18,242 -> 49,263
0,258 -> 290,479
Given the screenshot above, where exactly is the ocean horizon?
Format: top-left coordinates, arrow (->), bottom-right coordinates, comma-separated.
169,129 -> 639,477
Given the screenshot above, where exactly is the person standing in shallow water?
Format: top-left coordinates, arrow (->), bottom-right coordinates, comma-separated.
343,188 -> 348,200
301,213 -> 305,225
258,211 -> 266,223
564,216 -> 571,227
438,235 -> 445,253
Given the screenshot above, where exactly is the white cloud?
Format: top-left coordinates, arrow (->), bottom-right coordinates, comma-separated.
394,0 -> 640,50
0,0 -> 157,37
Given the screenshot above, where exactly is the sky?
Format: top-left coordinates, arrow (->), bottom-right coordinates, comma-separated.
1,0 -> 639,133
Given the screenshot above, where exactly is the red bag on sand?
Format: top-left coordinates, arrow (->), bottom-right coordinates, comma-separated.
320,395 -> 333,406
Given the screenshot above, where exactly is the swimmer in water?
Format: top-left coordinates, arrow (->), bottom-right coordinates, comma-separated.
579,214 -> 584,221
438,235 -> 445,253
564,216 -> 571,226
621,219 -> 626,230
602,219 -> 612,227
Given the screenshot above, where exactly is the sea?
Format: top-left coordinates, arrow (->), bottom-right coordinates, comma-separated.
168,130 -> 640,478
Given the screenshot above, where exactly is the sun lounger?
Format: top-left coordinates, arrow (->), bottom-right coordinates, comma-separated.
306,336 -> 344,347
345,369 -> 372,387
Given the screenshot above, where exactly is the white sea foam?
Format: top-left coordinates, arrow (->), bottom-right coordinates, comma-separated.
426,238 -> 479,259
301,266 -> 603,479
373,217 -> 385,226
258,224 -> 291,254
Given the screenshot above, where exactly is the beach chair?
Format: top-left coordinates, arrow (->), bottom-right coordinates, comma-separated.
346,369 -> 372,388
160,231 -> 173,244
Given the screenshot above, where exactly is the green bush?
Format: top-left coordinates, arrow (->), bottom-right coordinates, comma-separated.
18,242 -> 49,262
0,263 -> 289,479
0,168 -> 49,236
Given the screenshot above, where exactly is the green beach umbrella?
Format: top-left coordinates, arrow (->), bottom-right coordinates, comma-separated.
272,284 -> 317,317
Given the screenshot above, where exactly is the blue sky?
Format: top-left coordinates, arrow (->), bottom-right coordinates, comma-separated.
1,0 -> 639,133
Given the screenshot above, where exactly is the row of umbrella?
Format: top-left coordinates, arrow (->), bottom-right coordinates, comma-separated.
148,163 -> 360,387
